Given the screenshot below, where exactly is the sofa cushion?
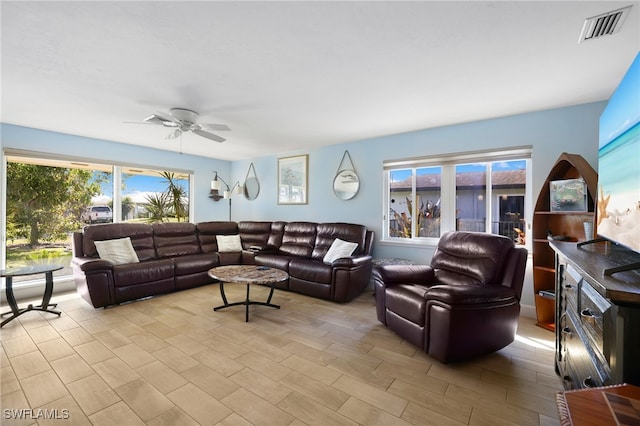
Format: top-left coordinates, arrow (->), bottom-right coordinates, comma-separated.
94,237 -> 139,265
216,234 -> 242,252
112,259 -> 174,287
312,223 -> 367,261
153,223 -> 201,258
323,238 -> 358,264
197,221 -> 239,253
238,221 -> 272,248
172,253 -> 218,276
279,222 -> 317,258
289,258 -> 332,284
255,254 -> 292,272
83,223 -> 156,261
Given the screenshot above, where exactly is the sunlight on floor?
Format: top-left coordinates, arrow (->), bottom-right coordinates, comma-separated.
515,333 -> 555,351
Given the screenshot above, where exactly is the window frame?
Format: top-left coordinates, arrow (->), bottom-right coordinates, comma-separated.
382,146 -> 532,247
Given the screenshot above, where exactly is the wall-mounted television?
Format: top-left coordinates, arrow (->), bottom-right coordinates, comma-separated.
597,52 -> 640,254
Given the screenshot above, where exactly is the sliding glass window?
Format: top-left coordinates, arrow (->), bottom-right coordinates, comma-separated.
3,153 -> 191,285
384,147 -> 531,246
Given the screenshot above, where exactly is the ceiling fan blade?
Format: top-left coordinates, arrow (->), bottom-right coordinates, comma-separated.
144,111 -> 179,127
200,123 -> 231,132
192,128 -> 226,142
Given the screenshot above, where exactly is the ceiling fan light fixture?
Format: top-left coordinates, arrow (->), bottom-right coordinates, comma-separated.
166,128 -> 182,139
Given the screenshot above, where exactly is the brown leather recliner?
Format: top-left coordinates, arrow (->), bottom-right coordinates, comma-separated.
373,231 -> 527,363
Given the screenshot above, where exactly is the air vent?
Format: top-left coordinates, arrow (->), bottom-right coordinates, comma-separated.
579,5 -> 632,43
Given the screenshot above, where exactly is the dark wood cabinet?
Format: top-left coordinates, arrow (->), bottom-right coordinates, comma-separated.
532,153 -> 597,331
552,241 -> 640,390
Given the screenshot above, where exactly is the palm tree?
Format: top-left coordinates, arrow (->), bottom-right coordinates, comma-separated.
144,192 -> 170,223
161,172 -> 188,222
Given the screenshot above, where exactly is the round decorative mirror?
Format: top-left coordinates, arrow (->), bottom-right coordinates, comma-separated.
243,163 -> 260,200
244,176 -> 260,200
333,169 -> 359,200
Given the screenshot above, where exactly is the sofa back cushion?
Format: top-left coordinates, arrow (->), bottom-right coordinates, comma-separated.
238,221 -> 272,248
83,223 -> 156,261
196,221 -> 239,253
153,223 -> 201,258
431,231 -> 514,287
312,223 -> 368,261
268,221 -> 286,247
279,222 -> 317,258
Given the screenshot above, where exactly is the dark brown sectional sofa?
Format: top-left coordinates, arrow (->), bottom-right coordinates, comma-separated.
71,221 -> 374,308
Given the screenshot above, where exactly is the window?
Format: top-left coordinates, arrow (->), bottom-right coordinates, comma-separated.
384,147 -> 531,245
3,152 -> 192,285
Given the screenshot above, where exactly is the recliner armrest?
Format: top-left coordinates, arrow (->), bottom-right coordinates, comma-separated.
372,264 -> 434,287
426,284 -> 517,305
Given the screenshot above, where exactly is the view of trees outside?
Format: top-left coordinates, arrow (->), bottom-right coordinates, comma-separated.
4,159 -> 190,283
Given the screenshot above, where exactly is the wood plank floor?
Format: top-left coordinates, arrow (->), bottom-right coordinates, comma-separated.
1,283 -> 563,425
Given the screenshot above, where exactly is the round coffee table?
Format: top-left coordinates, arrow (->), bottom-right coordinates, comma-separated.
208,265 -> 288,322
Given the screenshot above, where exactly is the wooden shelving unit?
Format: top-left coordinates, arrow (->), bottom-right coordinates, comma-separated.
532,153 -> 597,331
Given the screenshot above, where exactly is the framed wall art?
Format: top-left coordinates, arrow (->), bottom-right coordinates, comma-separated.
278,154 -> 308,204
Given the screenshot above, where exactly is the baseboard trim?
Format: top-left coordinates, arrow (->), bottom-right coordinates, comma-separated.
0,277 -> 76,305
520,304 -> 536,319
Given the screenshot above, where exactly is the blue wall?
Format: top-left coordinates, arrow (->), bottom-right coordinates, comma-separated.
229,101 -> 605,260
1,101 -> 606,311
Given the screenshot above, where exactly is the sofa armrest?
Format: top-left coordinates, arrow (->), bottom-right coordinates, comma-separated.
372,264 -> 434,288
72,257 -> 115,272
330,254 -> 372,267
71,257 -> 116,308
426,284 -> 517,305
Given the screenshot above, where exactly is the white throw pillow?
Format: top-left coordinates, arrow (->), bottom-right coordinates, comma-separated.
216,234 -> 243,252
94,237 -> 139,265
323,238 -> 358,264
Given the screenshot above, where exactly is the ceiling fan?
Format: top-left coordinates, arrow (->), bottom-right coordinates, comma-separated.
141,108 -> 230,142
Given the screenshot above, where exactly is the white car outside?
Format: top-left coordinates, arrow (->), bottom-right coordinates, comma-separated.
81,206 -> 113,224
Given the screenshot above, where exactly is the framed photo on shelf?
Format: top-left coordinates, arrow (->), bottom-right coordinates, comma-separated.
550,178 -> 587,212
278,154 -> 308,205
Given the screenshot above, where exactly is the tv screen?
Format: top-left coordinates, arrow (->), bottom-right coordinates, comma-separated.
597,52 -> 640,253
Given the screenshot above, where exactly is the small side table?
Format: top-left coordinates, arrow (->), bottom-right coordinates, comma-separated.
1,264 -> 63,327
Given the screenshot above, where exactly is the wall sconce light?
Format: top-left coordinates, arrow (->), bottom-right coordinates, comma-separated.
209,172 -> 243,220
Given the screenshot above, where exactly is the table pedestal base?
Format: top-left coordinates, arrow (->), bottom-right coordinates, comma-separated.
213,281 -> 280,322
1,304 -> 61,327
1,269 -> 62,327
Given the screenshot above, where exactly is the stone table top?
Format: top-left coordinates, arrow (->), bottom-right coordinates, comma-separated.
208,265 -> 289,285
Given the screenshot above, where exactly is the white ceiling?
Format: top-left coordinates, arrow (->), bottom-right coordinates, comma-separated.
1,1 -> 639,161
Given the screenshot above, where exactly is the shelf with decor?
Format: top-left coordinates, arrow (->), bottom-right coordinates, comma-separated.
532,153 -> 597,331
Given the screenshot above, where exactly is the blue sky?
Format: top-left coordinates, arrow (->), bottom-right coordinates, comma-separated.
390,160 -> 526,182
599,52 -> 640,148
96,173 -> 188,199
